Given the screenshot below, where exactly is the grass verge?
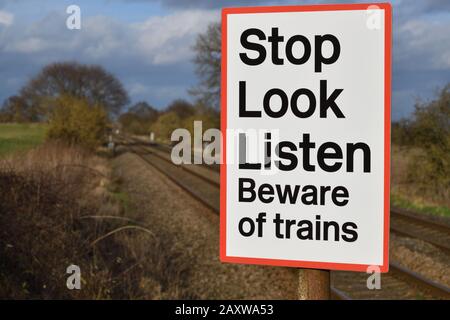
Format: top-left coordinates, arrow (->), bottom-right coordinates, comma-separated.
0,142 -> 194,299
0,123 -> 47,157
391,193 -> 450,217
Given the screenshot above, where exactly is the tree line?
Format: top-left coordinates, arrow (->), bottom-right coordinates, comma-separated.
0,22 -> 222,148
118,99 -> 219,142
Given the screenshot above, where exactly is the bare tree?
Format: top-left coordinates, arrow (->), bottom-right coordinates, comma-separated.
118,101 -> 159,134
166,99 -> 196,119
191,22 -> 221,109
128,101 -> 159,121
0,95 -> 38,122
20,62 -> 129,117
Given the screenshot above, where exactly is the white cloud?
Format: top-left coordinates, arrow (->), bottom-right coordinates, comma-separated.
0,10 -> 13,26
395,18 -> 450,70
79,16 -> 127,59
126,81 -> 188,105
128,82 -> 148,95
1,9 -> 219,65
133,9 -> 219,65
10,37 -> 45,53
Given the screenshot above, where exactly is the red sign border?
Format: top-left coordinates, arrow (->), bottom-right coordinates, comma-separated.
220,3 -> 391,273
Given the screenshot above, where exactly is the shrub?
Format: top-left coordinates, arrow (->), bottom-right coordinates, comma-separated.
118,102 -> 159,135
406,85 -> 450,202
166,99 -> 196,119
182,112 -> 220,136
46,95 -> 108,149
150,112 -> 182,143
392,119 -> 413,146
126,119 -> 149,135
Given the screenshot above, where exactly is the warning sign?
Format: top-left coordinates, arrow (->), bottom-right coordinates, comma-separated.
220,3 -> 391,272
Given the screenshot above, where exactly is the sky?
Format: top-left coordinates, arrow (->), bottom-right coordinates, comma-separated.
0,0 -> 449,120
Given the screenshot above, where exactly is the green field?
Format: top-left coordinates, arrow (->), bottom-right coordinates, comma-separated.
0,123 -> 47,157
391,193 -> 450,217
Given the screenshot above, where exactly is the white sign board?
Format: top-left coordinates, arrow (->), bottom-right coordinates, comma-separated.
220,3 -> 391,272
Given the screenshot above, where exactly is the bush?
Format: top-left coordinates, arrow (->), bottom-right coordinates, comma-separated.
406,85 -> 450,202
46,95 -> 108,149
150,112 -> 182,143
182,112 -> 220,137
118,102 -> 159,135
392,119 -> 413,145
166,99 -> 196,119
125,119 -> 149,135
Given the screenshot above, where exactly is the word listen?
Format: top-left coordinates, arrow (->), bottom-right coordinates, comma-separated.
239,133 -> 371,173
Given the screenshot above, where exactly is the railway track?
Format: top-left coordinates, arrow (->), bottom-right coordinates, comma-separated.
137,138 -> 450,253
130,137 -> 220,173
120,137 -> 450,300
390,208 -> 450,254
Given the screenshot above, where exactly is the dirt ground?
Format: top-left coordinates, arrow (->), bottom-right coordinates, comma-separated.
112,152 -> 298,299
390,233 -> 450,287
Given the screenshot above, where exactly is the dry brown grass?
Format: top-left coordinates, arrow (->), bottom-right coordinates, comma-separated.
0,142 -> 109,298
0,142 -> 192,299
391,145 -> 422,192
391,144 -> 449,209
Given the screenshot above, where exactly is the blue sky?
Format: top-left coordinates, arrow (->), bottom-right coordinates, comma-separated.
0,0 -> 449,120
